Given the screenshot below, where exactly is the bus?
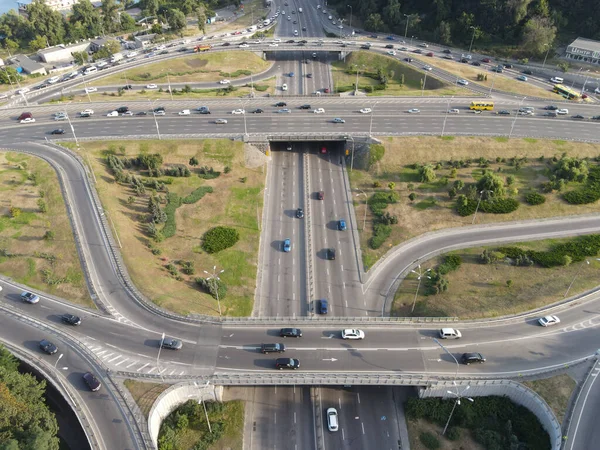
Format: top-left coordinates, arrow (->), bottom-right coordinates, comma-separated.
553,84 -> 580,100
469,101 -> 494,111
194,45 -> 211,52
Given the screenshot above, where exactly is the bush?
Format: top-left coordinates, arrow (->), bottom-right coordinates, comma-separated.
181,186 -> 213,204
202,226 -> 240,253
419,431 -> 441,449
368,191 -> 399,215
37,199 -> 47,213
446,427 -> 461,441
162,193 -> 182,238
455,195 -> 477,216
438,254 -> 461,274
43,230 -> 55,240
180,260 -> 195,275
369,144 -> 385,167
479,197 -> 520,214
9,206 -> 21,218
525,192 -> 546,205
369,223 -> 392,249
195,277 -> 227,300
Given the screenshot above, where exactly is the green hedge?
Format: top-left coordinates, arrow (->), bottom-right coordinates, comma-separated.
202,226 -> 240,253
438,254 -> 462,275
369,144 -> 385,167
479,197 -> 520,214
369,223 -> 392,249
455,196 -> 477,216
162,193 -> 182,238
405,396 -> 549,450
368,191 -> 399,216
182,186 -> 213,204
563,166 -> 600,204
525,192 -> 546,205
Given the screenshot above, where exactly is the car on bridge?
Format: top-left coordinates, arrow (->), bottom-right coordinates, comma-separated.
299,104 -> 311,109
439,328 -> 462,339
274,102 -> 287,107
197,106 -> 211,114
51,129 -> 65,134
326,248 -> 336,260
517,75 -> 528,81
317,299 -> 328,314
359,108 -> 372,114
461,352 -> 486,365
251,108 -> 264,113
538,315 -> 560,326
277,109 -> 291,113
338,219 -> 347,231
314,108 -> 325,114
457,79 -> 469,86
62,314 -> 82,325
296,208 -> 304,218
332,117 -> 345,123
261,343 -> 285,354
21,291 -> 40,304
327,408 -> 339,431
407,109 -> 420,114
342,329 -> 365,340
146,84 -> 158,89
20,117 -> 36,124
39,339 -> 58,355
280,328 -> 302,338
231,109 -> 245,115
215,118 -> 228,124
275,358 -> 300,370
557,109 -> 569,115
283,238 -> 291,252
161,337 -> 183,350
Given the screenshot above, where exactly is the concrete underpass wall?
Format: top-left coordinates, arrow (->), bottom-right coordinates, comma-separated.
419,380 -> 561,450
148,382 -> 224,446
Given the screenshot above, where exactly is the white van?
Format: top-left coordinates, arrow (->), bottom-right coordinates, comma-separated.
83,66 -> 97,75
47,76 -> 60,84
550,77 -> 564,84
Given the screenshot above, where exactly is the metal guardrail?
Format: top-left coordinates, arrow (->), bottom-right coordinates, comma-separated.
304,152 -> 315,312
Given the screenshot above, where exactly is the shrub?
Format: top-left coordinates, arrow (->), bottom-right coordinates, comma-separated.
180,260 -> 195,275
525,192 -> 546,205
369,144 -> 385,167
202,226 -> 240,253
455,195 -> 477,216
151,247 -> 162,255
195,277 -> 227,300
419,431 -> 440,450
181,186 -> 213,204
37,199 -> 47,213
446,427 -> 461,441
369,223 -> 392,249
162,193 -> 182,238
479,198 -> 519,214
224,165 -> 231,173
408,192 -> 416,201
419,164 -> 436,182
438,254 -> 461,274
43,230 -> 55,240
9,206 -> 21,218
368,191 -> 399,215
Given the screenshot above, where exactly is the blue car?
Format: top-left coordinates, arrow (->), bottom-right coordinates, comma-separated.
386,36 -> 396,41
318,299 -> 328,314
283,238 -> 291,252
289,72 -> 295,77
338,219 -> 347,231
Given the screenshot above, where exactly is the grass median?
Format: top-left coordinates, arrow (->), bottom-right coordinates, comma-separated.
66,139 -> 266,316
0,152 -> 92,306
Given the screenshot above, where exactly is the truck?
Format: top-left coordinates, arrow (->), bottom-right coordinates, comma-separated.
110,52 -> 123,63
194,45 -> 211,52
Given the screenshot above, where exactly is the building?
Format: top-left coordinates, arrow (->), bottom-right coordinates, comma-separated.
38,42 -> 90,63
17,0 -> 78,12
565,37 -> 600,65
134,34 -> 157,49
9,54 -> 47,75
90,37 -> 118,53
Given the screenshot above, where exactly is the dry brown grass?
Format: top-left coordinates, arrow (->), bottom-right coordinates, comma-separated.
407,418 -> 484,450
89,51 -> 271,87
523,374 -> 576,424
0,152 -> 92,306
123,379 -> 169,417
351,136 -> 600,268
420,58 -> 561,99
392,245 -> 600,319
71,139 -> 265,316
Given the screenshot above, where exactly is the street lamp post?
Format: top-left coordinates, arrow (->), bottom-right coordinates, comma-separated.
410,265 -> 431,313
166,70 -> 173,101
582,75 -> 590,95
441,97 -> 452,136
157,332 -> 165,381
421,71 -> 428,97
346,135 -> 356,172
442,385 -> 474,435
82,74 -> 92,103
64,112 -> 80,148
193,382 -> 213,433
468,26 -> 477,54
55,353 -> 64,368
564,260 -> 590,298
472,190 -> 492,224
403,14 -> 410,38
355,189 -> 367,231
238,99 -> 248,137
368,101 -> 378,136
410,35 -> 417,47
149,99 -> 162,140
509,96 -> 526,139
347,5 -> 352,30
542,44 -> 551,68
489,72 -> 496,95
204,266 -> 225,316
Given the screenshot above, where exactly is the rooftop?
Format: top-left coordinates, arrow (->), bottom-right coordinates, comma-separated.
568,37 -> 600,53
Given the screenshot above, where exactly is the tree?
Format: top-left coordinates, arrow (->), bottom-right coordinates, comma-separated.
435,20 -> 452,44
26,0 -> 66,46
119,12 -> 137,31
196,4 -> 207,34
167,9 -> 187,35
382,0 -> 402,28
151,23 -> 163,34
101,0 -> 121,33
521,16 -> 556,56
476,171 -> 506,197
364,13 -> 384,31
189,156 -> 199,166
72,51 -> 88,65
419,164 -> 436,183
4,38 -> 18,54
141,0 -> 159,17
29,35 -> 48,52
0,66 -> 22,85
69,0 -> 102,38
93,39 -> 121,59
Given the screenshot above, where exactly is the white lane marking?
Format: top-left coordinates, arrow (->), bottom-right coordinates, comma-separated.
294,411 -> 297,424
105,343 -> 119,349
102,352 -> 114,360
107,354 -> 122,363
361,422 -> 365,434
147,367 -> 157,374
357,393 -> 361,404
171,361 -> 192,366
126,360 -> 138,368
96,350 -> 107,356
137,362 -> 149,372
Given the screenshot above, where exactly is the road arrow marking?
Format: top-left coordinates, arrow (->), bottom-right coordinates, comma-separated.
321,334 -> 335,339
322,358 -> 338,362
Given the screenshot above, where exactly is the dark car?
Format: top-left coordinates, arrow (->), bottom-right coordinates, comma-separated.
261,343 -> 286,354
326,248 -> 336,260
222,42 -> 231,46
482,57 -> 491,63
136,111 -> 147,116
197,106 -> 211,114
461,352 -> 486,365
299,40 -> 308,44
317,191 -> 324,200
471,61 -> 481,66
443,49 -> 452,54
443,54 -> 454,60
51,129 -> 65,135
426,52 -> 434,57
413,49 -> 422,54
280,328 -> 302,338
296,208 -> 304,218
275,358 -> 300,370
159,50 -> 168,55
286,40 -> 295,43
369,34 -> 378,38
302,27 -> 307,31
572,114 -> 585,120
178,47 -> 188,52
123,84 -> 133,90
116,106 -> 129,113
249,108 -> 262,114
497,110 -> 511,115
299,104 -> 311,109
522,69 -> 533,75
460,58 -> 469,63
317,299 -> 328,314
592,115 -> 600,120
492,67 -> 503,73
17,112 -> 32,121
153,106 -> 166,112
275,102 -> 287,107
62,313 -> 82,325
307,73 -> 313,78
83,372 -> 102,391
404,58 -> 413,62
385,44 -> 394,49
161,337 -> 183,350
504,63 -> 513,68
360,45 -> 371,50
39,339 -> 58,355
543,111 -> 557,117
545,105 -> 558,110
386,36 -> 396,41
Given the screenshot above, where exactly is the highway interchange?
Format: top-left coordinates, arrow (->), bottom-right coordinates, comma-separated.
1,0 -> 600,449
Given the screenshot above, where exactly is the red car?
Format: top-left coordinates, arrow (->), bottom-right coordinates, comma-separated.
317,191 -> 324,200
320,146 -> 327,154
426,52 -> 433,57
324,88 -> 330,93
482,58 -> 491,63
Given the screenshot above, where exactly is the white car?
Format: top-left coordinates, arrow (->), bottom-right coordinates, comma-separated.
273,38 -> 282,42
407,108 -> 420,114
595,87 -> 600,94
338,25 -> 343,29
282,83 -> 288,91
457,79 -> 469,85
80,109 -> 94,116
146,84 -> 158,89
17,87 -> 30,95
341,329 -> 365,340
20,117 -> 36,124
423,65 -> 432,71
239,43 -> 249,48
448,109 -> 460,114
54,115 -> 67,121
219,79 -> 231,85
538,315 -> 561,327
328,15 -> 332,20
154,110 -> 166,116
269,43 -> 279,47
85,87 -> 97,93
387,50 -> 396,56
126,51 -> 138,58
359,108 -> 372,114
287,16 -> 291,20
178,109 -> 191,115
327,408 -> 339,432
156,45 -> 166,51
107,111 -> 119,117
557,109 -> 569,115
231,109 -> 245,115
121,111 -> 133,116
313,108 -> 325,114
47,76 -> 60,84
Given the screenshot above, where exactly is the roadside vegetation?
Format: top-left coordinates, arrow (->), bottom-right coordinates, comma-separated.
523,374 -> 577,424
331,52 -> 469,96
392,237 -> 600,319
405,396 -> 549,450
158,399 -> 244,450
123,379 -> 169,416
349,137 -> 600,270
67,139 -> 264,317
0,152 -> 91,306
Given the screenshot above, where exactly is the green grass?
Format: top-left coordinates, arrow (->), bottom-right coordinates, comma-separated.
493,136 -> 509,143
202,140 -> 236,166
413,199 -> 438,210
522,138 -> 538,144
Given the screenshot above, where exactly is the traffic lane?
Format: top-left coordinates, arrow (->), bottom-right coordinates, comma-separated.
566,360 -> 600,450
0,310 -> 138,450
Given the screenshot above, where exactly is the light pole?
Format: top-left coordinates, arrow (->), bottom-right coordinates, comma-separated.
421,71 -> 428,97
82,73 -> 92,103
156,332 -> 165,381
410,265 -> 431,313
509,96 -> 526,139
354,64 -> 364,95
441,97 -> 452,136
368,101 -> 378,136
410,35 -> 417,47
355,189 -> 367,231
64,111 -> 80,147
488,72 -> 496,95
149,99 -> 162,140
3,66 -> 29,106
346,135 -> 355,172
581,74 -> 590,95
165,70 -> 173,101
468,26 -> 477,54
542,44 -> 551,69
442,385 -> 474,435
55,353 -> 64,368
571,68 -> 584,88
403,14 -> 410,38
238,99 -> 248,137
433,338 -> 460,382
192,382 -> 213,433
472,190 -> 492,224
564,260 -> 590,298
204,266 -> 225,316
347,5 -> 352,30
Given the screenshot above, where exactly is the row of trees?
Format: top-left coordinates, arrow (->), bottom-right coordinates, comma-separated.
332,0 -> 600,56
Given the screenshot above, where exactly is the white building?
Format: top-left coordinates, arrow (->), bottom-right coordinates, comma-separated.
38,42 -> 90,63
17,0 -> 78,13
565,37 -> 600,66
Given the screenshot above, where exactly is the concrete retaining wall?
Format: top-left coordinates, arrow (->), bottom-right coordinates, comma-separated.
420,379 -> 561,450
147,381 -> 224,446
